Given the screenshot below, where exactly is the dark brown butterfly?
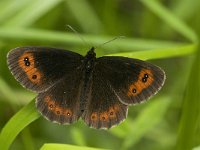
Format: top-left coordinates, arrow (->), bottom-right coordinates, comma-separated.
7,46 -> 165,129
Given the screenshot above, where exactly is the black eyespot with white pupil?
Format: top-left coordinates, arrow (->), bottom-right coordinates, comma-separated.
132,89 -> 137,93
142,73 -> 149,83
23,57 -> 30,66
144,74 -> 148,78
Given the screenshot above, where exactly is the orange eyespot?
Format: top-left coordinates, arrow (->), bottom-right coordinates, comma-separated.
91,112 -> 98,121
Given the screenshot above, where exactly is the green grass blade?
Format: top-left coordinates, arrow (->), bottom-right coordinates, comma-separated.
0,100 -> 40,150
141,0 -> 198,43
107,44 -> 197,60
70,127 -> 87,146
0,27 -> 191,54
40,143 -> 108,150
171,0 -> 200,20
175,49 -> 200,150
0,0 -> 30,23
4,0 -> 62,27
193,145 -> 200,150
21,128 -> 35,150
65,0 -> 103,33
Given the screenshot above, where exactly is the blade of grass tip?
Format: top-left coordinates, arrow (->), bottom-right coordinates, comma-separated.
120,96 -> 171,150
65,0 -> 104,34
40,143 -> 108,150
175,49 -> 200,150
140,0 -> 198,43
3,0 -> 62,27
107,44 -> 197,60
0,99 -> 40,150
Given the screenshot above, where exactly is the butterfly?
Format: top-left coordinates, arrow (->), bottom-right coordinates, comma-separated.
7,46 -> 165,129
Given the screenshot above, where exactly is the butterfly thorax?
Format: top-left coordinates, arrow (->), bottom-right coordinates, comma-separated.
80,47 -> 96,111
84,47 -> 96,72
83,47 -> 96,83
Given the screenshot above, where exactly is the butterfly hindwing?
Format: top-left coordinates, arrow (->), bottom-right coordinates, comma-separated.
93,56 -> 165,105
36,67 -> 84,124
82,68 -> 128,129
7,47 -> 83,92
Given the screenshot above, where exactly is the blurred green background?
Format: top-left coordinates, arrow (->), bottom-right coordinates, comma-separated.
0,0 -> 200,150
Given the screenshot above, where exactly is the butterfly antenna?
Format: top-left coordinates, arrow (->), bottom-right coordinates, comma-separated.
95,36 -> 125,49
66,25 -> 89,48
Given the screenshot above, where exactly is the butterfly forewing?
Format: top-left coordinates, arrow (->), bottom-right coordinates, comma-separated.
94,56 -> 165,105
7,47 -> 83,92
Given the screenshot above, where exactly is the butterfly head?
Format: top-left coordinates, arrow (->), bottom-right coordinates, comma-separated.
86,47 -> 96,59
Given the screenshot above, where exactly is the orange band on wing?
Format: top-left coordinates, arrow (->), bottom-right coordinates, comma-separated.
127,69 -> 154,97
18,52 -> 43,84
90,103 -> 121,122
45,96 -> 72,117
